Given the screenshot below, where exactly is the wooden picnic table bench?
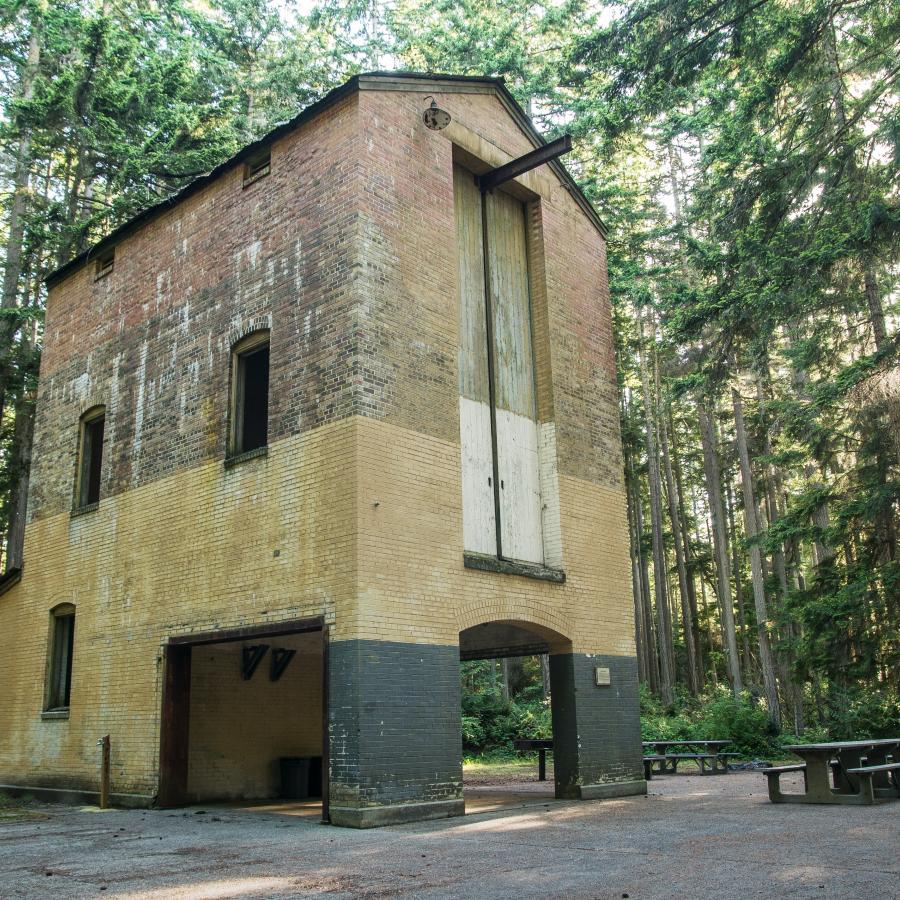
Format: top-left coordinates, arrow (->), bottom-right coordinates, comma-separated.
765,739 -> 900,805
642,754 -> 666,780
825,740 -> 900,798
845,760 -> 900,799
762,764 -> 808,801
514,738 -> 553,781
642,740 -> 733,776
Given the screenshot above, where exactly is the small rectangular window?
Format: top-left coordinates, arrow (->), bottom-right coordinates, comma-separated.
78,411 -> 105,507
232,338 -> 270,455
47,612 -> 75,710
243,148 -> 271,186
95,249 -> 114,280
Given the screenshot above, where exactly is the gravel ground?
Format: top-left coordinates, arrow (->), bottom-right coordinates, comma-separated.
0,772 -> 897,899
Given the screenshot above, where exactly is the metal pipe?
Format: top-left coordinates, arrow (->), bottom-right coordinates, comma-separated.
479,183 -> 504,559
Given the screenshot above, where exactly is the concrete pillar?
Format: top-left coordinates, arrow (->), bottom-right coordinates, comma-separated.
327,639 -> 464,827
550,652 -> 646,800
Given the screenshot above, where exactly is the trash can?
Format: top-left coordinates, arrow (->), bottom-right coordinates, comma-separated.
280,756 -> 323,799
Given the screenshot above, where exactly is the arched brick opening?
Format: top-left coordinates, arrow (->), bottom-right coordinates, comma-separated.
458,617 -> 579,807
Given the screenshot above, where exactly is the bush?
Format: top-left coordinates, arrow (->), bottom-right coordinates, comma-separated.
461,689 -> 551,753
822,685 -> 900,740
640,685 -> 782,757
640,681 -> 900,758
461,661 -> 899,758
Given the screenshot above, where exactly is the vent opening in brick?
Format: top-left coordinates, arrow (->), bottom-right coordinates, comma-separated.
243,148 -> 271,185
94,249 -> 114,280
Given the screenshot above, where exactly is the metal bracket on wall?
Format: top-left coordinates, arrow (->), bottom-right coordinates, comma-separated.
476,135 -> 572,194
270,647 -> 296,682
241,644 -> 269,680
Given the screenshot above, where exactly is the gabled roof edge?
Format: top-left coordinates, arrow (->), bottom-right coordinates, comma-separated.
45,72 -> 606,289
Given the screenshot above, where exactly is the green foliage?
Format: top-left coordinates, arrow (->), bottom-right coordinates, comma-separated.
820,686 -> 900,741
640,685 -> 787,758
461,690 -> 552,752
460,659 -> 552,753
640,683 -> 900,757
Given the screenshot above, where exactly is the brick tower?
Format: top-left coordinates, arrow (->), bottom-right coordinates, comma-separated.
0,73 -> 644,827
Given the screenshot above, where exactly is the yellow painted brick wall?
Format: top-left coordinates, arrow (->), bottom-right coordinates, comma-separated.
350,86 -> 633,658
0,421 -> 355,798
354,417 -> 635,656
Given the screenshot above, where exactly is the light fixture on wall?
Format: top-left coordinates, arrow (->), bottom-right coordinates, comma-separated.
422,97 -> 451,131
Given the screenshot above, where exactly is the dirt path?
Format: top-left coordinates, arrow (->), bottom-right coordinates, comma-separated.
0,772 -> 896,899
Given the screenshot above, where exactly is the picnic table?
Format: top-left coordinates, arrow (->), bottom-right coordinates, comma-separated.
642,740 -> 734,776
514,738 -> 553,781
765,739 -> 900,805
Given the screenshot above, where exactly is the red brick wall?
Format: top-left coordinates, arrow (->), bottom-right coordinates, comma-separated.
31,93 -> 364,522
353,85 -> 621,490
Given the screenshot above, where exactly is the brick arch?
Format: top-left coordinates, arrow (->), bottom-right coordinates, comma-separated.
228,314 -> 272,349
455,600 -> 574,653
49,601 -> 76,616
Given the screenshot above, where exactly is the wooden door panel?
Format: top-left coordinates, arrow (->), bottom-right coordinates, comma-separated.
497,407 -> 543,562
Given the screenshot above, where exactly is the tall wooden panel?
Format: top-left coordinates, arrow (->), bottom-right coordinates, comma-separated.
454,164 -> 496,556
454,163 -> 543,564
487,190 -> 543,563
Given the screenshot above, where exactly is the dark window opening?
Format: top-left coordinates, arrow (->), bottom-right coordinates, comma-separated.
78,412 -> 105,507
243,149 -> 271,186
47,611 -> 75,710
234,341 -> 270,455
95,249 -> 114,280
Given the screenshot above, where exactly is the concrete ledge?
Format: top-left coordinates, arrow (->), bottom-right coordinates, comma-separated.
0,784 -> 153,809
463,552 -> 565,583
578,779 -> 647,801
329,798 -> 464,828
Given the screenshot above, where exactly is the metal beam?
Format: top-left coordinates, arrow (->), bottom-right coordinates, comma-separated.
479,186 -> 505,560
477,135 -> 572,193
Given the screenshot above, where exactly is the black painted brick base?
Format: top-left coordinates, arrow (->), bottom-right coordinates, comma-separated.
328,640 -> 643,825
328,640 -> 463,811
550,653 -> 643,797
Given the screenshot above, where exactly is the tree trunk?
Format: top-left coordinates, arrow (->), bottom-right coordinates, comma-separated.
863,260 -> 887,351
672,422 -> 704,686
731,382 -> 781,730
540,654 -> 550,699
5,389 -> 36,571
0,24 -> 41,427
500,658 -> 510,704
660,402 -> 700,693
2,27 -> 40,311
725,478 -> 753,678
625,448 -> 650,684
631,448 -> 660,693
824,20 -> 888,354
698,565 -> 717,688
637,305 -> 675,705
698,402 -> 743,694
756,373 -> 806,734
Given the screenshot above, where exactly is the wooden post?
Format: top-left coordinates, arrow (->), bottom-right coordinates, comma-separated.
320,625 -> 330,824
158,644 -> 192,807
99,735 -> 110,809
